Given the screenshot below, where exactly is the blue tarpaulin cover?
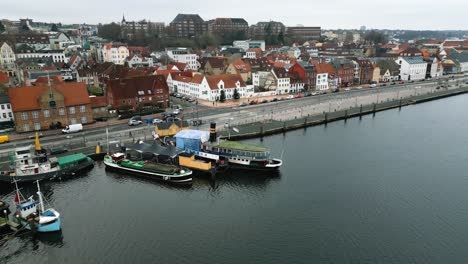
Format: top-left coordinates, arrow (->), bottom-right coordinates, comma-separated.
174,130 -> 210,151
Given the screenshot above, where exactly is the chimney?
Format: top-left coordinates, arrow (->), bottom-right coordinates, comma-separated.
209,122 -> 217,142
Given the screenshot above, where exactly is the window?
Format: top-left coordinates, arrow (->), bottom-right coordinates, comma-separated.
1,105 -> 3,110
34,123 -> 41,131
32,111 -> 39,119
69,107 -> 75,114
81,116 -> 87,123
59,108 -> 65,115
101,107 -> 106,112
2,113 -> 5,118
22,124 -> 29,132
21,112 -> 28,120
70,118 -> 77,124
93,108 -> 99,113
8,113 -> 12,118
80,105 -> 86,113
43,110 -> 50,117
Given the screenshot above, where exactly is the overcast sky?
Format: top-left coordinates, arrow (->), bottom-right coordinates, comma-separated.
2,0 -> 467,30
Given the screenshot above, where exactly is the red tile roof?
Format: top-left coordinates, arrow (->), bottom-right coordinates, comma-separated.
314,62 -> 335,75
107,75 -> 168,101
34,75 -> 63,85
9,82 -> 90,111
90,96 -> 107,108
443,41 -> 462,47
0,71 -> 9,84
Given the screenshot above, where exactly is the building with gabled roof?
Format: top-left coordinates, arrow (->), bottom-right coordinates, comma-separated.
171,73 -> 253,101
8,81 -> 93,132
169,14 -> 207,38
106,75 -> 170,111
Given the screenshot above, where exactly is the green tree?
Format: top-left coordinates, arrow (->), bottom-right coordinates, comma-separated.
97,23 -> 122,41
0,21 -> 5,33
277,31 -> 284,44
364,30 -> 387,45
220,90 -> 226,103
51,23 -> 58,31
198,32 -> 220,49
233,88 -> 240,100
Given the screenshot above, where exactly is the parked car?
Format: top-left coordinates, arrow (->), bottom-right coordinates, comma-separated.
303,92 -> 312,97
294,94 -> 303,98
187,98 -> 196,103
356,86 -> 363,89
239,102 -> 248,107
128,119 -> 142,126
311,92 -> 318,96
260,99 -> 268,104
381,83 -> 387,86
270,98 -> 279,102
399,81 -> 405,84
370,84 -> 377,88
128,116 -> 143,126
344,88 -> 351,91
152,119 -> 163,124
391,82 -> 396,85
287,95 -> 294,99
0,135 -> 9,144
173,109 -> 180,115
249,100 -> 258,105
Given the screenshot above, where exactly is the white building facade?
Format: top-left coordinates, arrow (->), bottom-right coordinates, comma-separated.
166,48 -> 199,70
233,40 -> 266,51
172,74 -> 254,101
0,96 -> 14,122
316,73 -> 329,90
0,42 -> 16,76
101,44 -> 129,65
396,57 -> 427,81
16,50 -> 67,63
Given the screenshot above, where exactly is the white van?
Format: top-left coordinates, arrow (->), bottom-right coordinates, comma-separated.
62,124 -> 83,134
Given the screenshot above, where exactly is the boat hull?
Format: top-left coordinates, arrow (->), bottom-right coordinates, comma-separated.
104,158 -> 192,185
60,159 -> 94,179
227,158 -> 282,171
0,170 -> 62,183
18,217 -> 61,233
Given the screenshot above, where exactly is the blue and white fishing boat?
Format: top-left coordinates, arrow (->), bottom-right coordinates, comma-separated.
14,181 -> 61,232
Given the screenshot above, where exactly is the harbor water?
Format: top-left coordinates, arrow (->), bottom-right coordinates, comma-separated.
2,94 -> 468,263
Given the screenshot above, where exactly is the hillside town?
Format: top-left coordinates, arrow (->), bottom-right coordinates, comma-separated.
0,15 -> 467,133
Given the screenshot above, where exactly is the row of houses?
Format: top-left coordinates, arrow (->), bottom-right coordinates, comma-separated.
1,74 -> 170,132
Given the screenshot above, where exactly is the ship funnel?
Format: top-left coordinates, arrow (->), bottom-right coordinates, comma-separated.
209,122 -> 217,142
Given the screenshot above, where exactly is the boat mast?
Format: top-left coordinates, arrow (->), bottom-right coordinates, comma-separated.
36,180 -> 45,213
14,180 -> 21,204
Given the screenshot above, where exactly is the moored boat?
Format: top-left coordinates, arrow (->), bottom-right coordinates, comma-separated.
175,124 -> 282,171
58,153 -> 94,177
0,133 -> 61,183
104,153 -> 192,184
13,181 -> 61,233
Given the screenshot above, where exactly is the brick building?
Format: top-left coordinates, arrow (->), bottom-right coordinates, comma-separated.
8,82 -> 92,132
106,75 -> 170,111
169,14 -> 207,38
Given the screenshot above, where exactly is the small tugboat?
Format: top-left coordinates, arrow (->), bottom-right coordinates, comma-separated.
0,133 -> 61,183
104,152 -> 193,185
13,180 -> 61,233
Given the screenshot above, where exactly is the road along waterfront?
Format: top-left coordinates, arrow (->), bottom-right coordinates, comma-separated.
2,92 -> 468,263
